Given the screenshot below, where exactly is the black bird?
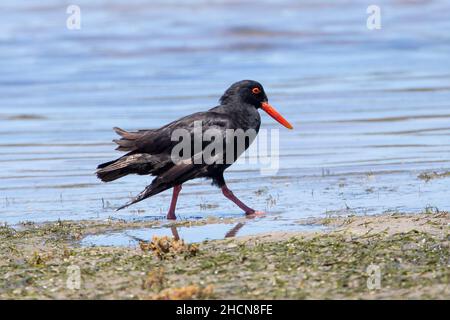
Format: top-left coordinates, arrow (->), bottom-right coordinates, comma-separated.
96,80 -> 293,219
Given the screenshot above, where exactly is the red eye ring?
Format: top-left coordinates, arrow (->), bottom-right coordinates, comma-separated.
252,87 -> 261,94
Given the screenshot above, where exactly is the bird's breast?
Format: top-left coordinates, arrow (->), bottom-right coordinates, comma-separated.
230,105 -> 261,132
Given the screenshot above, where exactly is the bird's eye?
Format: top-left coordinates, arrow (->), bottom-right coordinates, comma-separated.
252,87 -> 261,94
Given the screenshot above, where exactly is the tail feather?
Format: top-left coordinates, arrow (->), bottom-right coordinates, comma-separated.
116,181 -> 169,211
96,153 -> 167,182
97,159 -> 116,169
113,139 -> 136,152
113,127 -> 142,139
112,127 -> 155,152
96,169 -> 129,183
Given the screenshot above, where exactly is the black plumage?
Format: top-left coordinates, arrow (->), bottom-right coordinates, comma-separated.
96,80 -> 292,219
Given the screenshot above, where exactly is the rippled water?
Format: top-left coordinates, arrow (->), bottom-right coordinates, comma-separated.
1,0 -> 449,244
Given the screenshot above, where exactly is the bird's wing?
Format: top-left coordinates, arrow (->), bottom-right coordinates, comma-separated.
150,111 -> 241,183
113,111 -> 231,154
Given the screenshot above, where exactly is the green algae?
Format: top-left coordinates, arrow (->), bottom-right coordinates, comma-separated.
0,214 -> 448,299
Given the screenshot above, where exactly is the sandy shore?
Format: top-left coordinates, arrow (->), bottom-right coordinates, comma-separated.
0,212 -> 448,299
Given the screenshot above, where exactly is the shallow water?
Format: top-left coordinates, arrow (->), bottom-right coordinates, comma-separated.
81,220 -> 325,246
1,0 -> 449,245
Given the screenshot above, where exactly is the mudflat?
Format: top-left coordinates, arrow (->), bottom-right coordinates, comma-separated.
1,212 -> 448,299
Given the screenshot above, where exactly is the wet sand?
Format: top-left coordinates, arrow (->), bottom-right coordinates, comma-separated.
1,212 -> 448,299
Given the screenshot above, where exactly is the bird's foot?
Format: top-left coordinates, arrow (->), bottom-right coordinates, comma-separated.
245,210 -> 266,218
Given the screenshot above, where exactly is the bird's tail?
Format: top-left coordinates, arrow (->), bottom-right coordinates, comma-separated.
96,158 -> 128,182
116,180 -> 169,211
96,153 -> 164,182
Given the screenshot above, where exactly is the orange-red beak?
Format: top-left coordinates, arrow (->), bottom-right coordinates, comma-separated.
261,102 -> 293,129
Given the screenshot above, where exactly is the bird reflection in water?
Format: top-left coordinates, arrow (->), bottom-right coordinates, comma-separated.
130,220 -> 248,245
169,222 -> 246,241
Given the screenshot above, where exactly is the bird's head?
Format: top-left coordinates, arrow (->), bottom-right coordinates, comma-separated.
220,80 -> 293,129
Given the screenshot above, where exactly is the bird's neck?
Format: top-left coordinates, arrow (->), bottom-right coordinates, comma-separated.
212,102 -> 251,115
213,103 -> 261,131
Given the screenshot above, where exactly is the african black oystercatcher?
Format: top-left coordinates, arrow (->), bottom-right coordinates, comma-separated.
96,80 -> 293,219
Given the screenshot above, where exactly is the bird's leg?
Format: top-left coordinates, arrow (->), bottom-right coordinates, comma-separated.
221,184 -> 256,215
225,222 -> 245,238
170,226 -> 180,240
167,185 -> 182,220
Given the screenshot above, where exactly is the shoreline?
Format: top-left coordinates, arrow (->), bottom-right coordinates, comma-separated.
1,212 -> 448,299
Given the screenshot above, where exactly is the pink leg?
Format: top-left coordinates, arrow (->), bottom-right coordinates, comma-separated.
221,185 -> 256,215
167,185 -> 182,220
170,226 -> 180,240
